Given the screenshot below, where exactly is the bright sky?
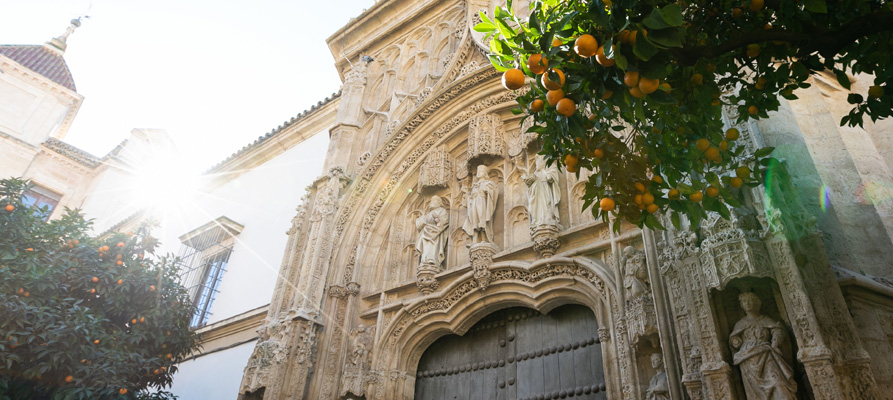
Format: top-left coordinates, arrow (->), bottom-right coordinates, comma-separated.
0,0 -> 374,172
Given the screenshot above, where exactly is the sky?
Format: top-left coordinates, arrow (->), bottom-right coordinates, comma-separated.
0,0 -> 375,172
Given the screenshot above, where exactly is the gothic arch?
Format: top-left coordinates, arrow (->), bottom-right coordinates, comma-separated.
372,258 -> 626,400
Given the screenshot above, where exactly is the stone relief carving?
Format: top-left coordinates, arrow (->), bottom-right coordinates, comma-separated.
699,211 -> 772,290
462,165 -> 499,244
468,113 -> 505,159
312,168 -> 349,222
386,119 -> 401,136
646,353 -> 670,400
419,145 -> 451,189
524,154 -> 561,228
622,246 -> 650,300
469,242 -> 497,290
729,292 -> 798,399
415,195 -> 450,294
622,246 -> 658,345
357,151 -> 372,167
340,324 -> 376,398
508,117 -> 538,157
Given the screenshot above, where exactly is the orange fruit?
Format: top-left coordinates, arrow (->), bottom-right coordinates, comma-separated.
526,54 -> 548,75
668,189 -> 680,199
642,193 -> 655,205
93,339 -> 99,344
91,276 -> 99,283
646,203 -> 659,213
706,186 -> 720,198
869,85 -> 885,99
530,99 -> 545,112
695,138 -> 710,152
65,375 -> 73,383
730,177 -> 744,188
635,182 -> 646,192
599,197 -> 615,211
746,44 -> 760,58
689,191 -> 703,202
731,7 -> 743,18
116,242 -> 125,247
117,260 -> 123,266
593,148 -> 605,159
749,0 -> 764,11
149,285 -> 156,292
117,279 -> 123,285
736,166 -> 751,178
4,204 -> 13,212
564,154 -> 579,169
595,46 -> 614,67
556,98 -> 577,117
652,176 -> 663,184
748,105 -> 758,115
90,288 -> 96,294
601,90 -> 613,100
659,82 -> 671,91
552,38 -> 563,47
166,353 -> 172,359
546,89 -> 565,106
690,73 -> 703,85
132,318 -> 138,324
623,71 -> 640,87
140,317 -> 145,323
705,147 -> 720,161
634,194 -> 643,205
541,69 -> 565,90
101,246 -> 109,252
120,389 -> 128,395
629,30 -> 638,45
755,77 -> 768,90
638,78 -> 659,94
629,87 -> 646,98
719,140 -> 729,151
725,128 -> 740,140
618,30 -> 631,45
502,69 -> 526,90
23,292 -> 29,297
574,34 -> 598,57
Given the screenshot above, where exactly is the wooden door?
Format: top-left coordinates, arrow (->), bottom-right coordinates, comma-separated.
415,304 -> 607,400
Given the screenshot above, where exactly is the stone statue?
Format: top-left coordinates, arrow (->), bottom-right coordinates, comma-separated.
729,292 -> 797,400
415,195 -> 449,269
622,246 -> 650,300
462,165 -> 499,244
341,324 -> 375,398
523,154 -> 561,227
646,353 -> 670,400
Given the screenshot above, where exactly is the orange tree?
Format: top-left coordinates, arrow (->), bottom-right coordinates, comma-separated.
478,0 -> 893,230
0,178 -> 199,399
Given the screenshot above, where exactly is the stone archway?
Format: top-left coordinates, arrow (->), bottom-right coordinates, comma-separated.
414,304 -> 608,400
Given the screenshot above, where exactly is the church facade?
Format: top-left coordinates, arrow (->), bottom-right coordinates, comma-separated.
235,1 -> 893,399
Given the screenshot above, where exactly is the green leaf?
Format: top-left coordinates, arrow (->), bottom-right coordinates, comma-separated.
633,35 -> 660,61
659,4 -> 684,27
646,28 -> 683,48
754,147 -> 775,158
473,22 -> 496,33
642,9 -> 670,30
647,90 -> 675,105
835,70 -> 851,90
670,211 -> 681,230
615,52 -> 628,70
804,0 -> 828,13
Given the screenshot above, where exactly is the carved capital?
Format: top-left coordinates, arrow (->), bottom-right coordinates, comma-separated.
469,242 -> 497,291
416,266 -> 440,295
530,224 -> 561,258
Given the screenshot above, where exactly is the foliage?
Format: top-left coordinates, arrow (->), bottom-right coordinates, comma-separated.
0,178 -> 198,400
478,0 -> 893,230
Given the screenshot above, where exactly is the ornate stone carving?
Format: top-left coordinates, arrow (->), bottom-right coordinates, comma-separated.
530,224 -> 560,258
468,113 -> 504,160
311,168 -> 350,222
508,117 -> 538,157
340,324 -> 376,398
386,119 -> 401,136
357,151 -> 372,167
415,86 -> 432,107
419,145 -> 451,189
524,154 -> 561,228
646,353 -> 670,400
469,242 -> 497,291
462,165 -> 499,244
415,195 -> 450,294
455,153 -> 469,180
698,211 -> 772,289
729,292 -> 798,399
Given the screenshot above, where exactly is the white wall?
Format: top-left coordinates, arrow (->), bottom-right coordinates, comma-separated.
0,70 -> 71,145
168,340 -> 256,400
157,129 -> 329,325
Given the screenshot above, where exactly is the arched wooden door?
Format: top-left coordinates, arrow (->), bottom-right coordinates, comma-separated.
414,304 -> 607,400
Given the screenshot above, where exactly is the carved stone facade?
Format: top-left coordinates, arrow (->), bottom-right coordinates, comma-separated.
237,1 -> 893,399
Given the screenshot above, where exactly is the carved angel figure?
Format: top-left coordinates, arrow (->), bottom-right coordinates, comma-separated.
646,353 -> 670,400
524,154 -> 561,227
462,165 -> 499,244
729,292 -> 798,400
415,195 -> 449,269
621,246 -> 650,300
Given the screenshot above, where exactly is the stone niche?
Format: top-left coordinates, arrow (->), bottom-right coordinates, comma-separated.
467,113 -> 505,161
419,145 -> 451,190
711,277 -> 808,400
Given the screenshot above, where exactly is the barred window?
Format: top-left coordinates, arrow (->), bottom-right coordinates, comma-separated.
177,216 -> 244,327
22,184 -> 62,221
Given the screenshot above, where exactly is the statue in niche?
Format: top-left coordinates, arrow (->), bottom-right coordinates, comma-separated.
622,246 -> 650,300
729,292 -> 798,400
462,165 -> 499,244
646,353 -> 670,400
340,324 -> 375,398
523,154 -> 561,227
415,195 -> 449,269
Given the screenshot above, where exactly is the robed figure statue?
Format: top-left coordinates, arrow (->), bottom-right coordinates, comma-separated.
463,165 -> 498,244
523,154 -> 561,227
415,195 -> 449,269
646,353 -> 670,400
729,292 -> 798,400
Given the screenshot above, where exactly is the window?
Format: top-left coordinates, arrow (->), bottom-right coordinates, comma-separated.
22,184 -> 62,220
177,216 -> 244,327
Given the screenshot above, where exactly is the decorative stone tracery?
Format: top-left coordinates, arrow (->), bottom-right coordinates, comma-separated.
467,113 -> 504,160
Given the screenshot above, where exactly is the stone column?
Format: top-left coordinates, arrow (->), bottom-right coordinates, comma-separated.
324,62 -> 367,172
